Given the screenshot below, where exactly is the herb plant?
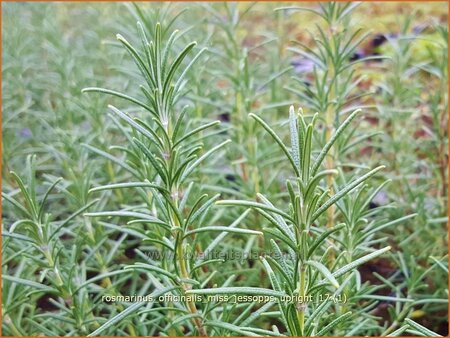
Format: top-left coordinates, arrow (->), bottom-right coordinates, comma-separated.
82,21 -> 263,336
189,105 -> 395,336
2,2 -> 447,337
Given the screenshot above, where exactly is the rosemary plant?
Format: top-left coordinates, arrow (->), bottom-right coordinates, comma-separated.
281,2 -> 387,236
189,106 -> 391,336
374,20 -> 448,334
2,2 -> 447,336
201,3 -> 292,198
82,22 -> 261,336
2,156 -> 97,335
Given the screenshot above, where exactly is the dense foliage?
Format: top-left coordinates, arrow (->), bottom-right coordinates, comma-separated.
2,2 -> 448,336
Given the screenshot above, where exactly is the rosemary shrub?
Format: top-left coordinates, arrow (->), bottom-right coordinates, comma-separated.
189,105 -> 394,336
2,156 -> 98,335
2,3 -> 447,337
82,22 -> 262,336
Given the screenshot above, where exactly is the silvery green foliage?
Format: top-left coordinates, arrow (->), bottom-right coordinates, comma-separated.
2,3 -> 447,337
192,106 -> 391,335
82,22 -> 263,336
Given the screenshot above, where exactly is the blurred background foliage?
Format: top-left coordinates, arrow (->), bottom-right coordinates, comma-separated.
2,2 -> 448,336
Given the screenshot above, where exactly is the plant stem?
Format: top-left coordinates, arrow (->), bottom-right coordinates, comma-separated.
176,241 -> 206,335
172,204 -> 206,336
297,265 -> 306,336
323,19 -> 339,265
381,305 -> 412,336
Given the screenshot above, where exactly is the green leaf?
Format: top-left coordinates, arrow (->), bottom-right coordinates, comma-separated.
404,318 -> 442,337
25,318 -> 59,336
203,321 -> 259,337
48,199 -> 99,242
332,246 -> 391,279
364,214 -> 417,238
163,41 -> 197,96
257,193 -> 296,243
175,48 -> 207,91
185,194 -> 220,228
109,105 -> 164,149
10,171 -> 38,220
173,120 -> 220,148
260,256 -> 283,292
124,263 -> 178,281
201,209 -> 251,258
2,275 -> 57,293
180,139 -> 231,182
311,109 -> 360,176
2,192 -> 31,219
429,256 -> 448,273
263,227 -> 297,251
192,259 -> 225,272
305,260 -> 339,288
38,177 -> 63,222
239,326 -> 285,337
166,313 -> 204,331
82,87 -> 156,117
84,211 -> 169,230
302,123 -> 313,181
354,295 -> 414,303
116,34 -> 155,89
387,325 -> 409,337
184,226 -> 262,238
161,29 -> 180,78
311,166 -> 385,222
2,231 -> 34,243
74,270 -> 131,293
88,286 -> 179,336
270,239 -> 294,281
88,182 -> 168,194
97,222 -> 147,241
249,113 -> 300,177
217,199 -> 295,224
307,223 -> 345,258
304,298 -> 332,329
239,301 -> 277,327
289,106 -> 300,169
9,219 -> 38,234
82,143 -> 139,177
133,138 -> 168,184
315,311 -> 352,336
304,169 -> 338,202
